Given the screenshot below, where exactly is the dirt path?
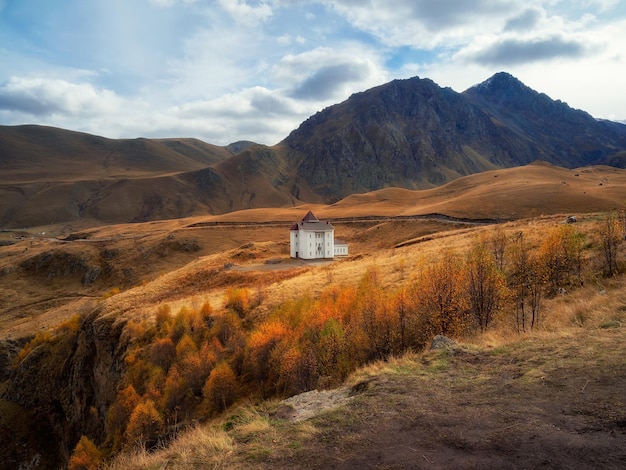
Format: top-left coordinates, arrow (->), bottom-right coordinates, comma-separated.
242,327 -> 626,469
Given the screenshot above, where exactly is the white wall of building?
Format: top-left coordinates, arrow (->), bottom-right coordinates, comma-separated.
290,231 -> 298,258
290,228 -> 335,259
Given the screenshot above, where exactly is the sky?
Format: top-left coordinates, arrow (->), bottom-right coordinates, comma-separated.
0,0 -> 625,146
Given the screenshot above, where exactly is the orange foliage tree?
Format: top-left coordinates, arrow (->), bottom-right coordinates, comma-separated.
125,399 -> 164,448
203,361 -> 238,414
68,435 -> 102,470
244,320 -> 290,396
539,224 -> 583,295
106,384 -> 140,450
414,251 -> 468,337
225,287 -> 252,318
464,240 -> 507,331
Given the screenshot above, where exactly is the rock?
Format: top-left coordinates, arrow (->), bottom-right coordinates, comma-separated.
429,335 -> 457,351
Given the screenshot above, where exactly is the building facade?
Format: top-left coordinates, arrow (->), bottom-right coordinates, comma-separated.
290,211 -> 344,259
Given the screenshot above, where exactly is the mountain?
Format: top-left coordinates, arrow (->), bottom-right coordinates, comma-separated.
2,72 -> 626,228
463,72 -> 626,167
0,125 -> 233,182
282,72 -> 626,200
0,126 -> 254,227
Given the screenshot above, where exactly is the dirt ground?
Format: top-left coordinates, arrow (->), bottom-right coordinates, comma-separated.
242,326 -> 626,470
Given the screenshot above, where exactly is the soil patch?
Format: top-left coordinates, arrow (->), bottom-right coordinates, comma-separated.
245,327 -> 626,469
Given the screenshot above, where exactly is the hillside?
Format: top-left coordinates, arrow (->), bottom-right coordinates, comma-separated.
1,163 -> 626,342
2,207 -> 625,469
107,316 -> 626,469
0,125 -> 233,182
2,72 -> 626,228
0,126 -> 279,227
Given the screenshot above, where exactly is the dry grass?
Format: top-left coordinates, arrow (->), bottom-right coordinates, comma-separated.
106,425 -> 235,470
104,403 -> 322,470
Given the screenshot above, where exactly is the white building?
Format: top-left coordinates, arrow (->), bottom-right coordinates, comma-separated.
290,211 -> 348,259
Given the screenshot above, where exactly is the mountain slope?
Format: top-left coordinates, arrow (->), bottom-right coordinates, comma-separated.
0,125 -> 233,183
284,77 -> 508,198
0,125 -> 250,227
282,73 -> 626,200
463,72 -> 626,167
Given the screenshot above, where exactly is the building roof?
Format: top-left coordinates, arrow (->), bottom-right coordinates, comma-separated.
290,211 -> 334,231
300,221 -> 334,231
302,210 -> 319,222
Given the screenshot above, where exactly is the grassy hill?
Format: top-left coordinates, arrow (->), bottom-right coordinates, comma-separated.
3,73 -> 626,230
2,162 -> 626,340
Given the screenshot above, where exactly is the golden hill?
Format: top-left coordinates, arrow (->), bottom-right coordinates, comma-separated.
2,161 -> 626,341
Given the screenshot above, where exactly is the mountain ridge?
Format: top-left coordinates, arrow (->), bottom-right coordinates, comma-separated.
2,72 -> 626,228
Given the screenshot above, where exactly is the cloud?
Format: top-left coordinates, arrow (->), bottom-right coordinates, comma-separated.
272,46 -> 387,96
218,0 -> 273,25
290,63 -> 371,100
504,7 -> 544,32
470,36 -> 588,66
0,77 -> 122,116
323,0 -> 519,48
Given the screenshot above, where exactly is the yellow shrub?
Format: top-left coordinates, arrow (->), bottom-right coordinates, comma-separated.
68,435 -> 102,470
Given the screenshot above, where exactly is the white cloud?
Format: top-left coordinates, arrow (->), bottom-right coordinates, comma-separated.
0,77 -> 123,116
218,0 -> 273,25
272,47 -> 387,96
322,0 -> 520,49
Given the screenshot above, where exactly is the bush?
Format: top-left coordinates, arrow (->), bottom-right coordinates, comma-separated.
15,330 -> 54,365
225,287 -> 251,317
68,435 -> 102,470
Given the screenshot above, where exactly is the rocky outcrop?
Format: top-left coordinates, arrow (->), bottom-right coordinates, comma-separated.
4,310 -> 128,466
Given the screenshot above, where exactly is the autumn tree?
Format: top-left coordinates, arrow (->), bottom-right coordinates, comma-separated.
244,320 -> 290,396
415,250 -> 467,337
106,384 -> 141,450
203,361 -> 238,414
161,365 -> 188,413
68,435 -> 102,470
155,304 -> 173,336
490,227 -> 508,272
539,224 -> 583,295
464,241 -> 507,331
209,311 -> 243,348
509,233 -> 544,331
354,267 -> 396,360
125,399 -> 164,448
225,287 -> 252,318
314,317 -> 350,381
274,343 -> 318,395
599,212 -> 623,276
149,337 -> 176,372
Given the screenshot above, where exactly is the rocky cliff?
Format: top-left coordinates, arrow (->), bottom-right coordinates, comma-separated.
2,311 -> 127,468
